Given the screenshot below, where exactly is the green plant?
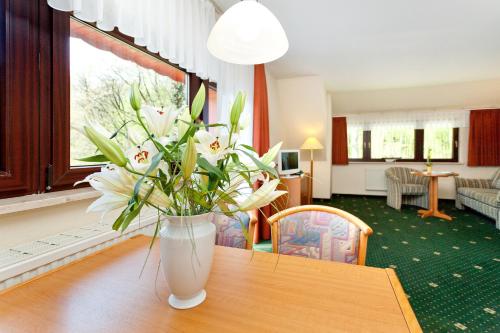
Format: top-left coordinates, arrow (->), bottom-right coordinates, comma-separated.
76,83 -> 286,237
426,148 -> 432,167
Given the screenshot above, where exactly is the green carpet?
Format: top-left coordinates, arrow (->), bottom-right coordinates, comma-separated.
255,195 -> 500,332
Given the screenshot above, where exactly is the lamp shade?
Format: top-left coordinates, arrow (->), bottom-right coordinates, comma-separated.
207,0 -> 289,65
301,137 -> 324,150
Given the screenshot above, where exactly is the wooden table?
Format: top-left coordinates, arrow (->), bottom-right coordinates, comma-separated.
0,236 -> 422,333
412,171 -> 457,221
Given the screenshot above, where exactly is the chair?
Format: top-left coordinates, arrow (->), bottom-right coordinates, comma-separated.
213,210 -> 258,250
267,205 -> 373,265
385,167 -> 430,210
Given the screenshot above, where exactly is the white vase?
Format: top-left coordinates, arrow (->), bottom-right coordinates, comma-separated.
159,213 -> 216,309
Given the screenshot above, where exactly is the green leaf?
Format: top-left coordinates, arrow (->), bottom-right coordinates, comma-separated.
239,149 -> 278,178
197,157 -> 226,180
240,144 -> 256,153
133,152 -> 164,198
191,84 -> 206,120
77,154 -> 109,163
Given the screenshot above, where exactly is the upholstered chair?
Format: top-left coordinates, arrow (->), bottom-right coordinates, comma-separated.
213,210 -> 258,250
267,205 -> 373,265
385,167 -> 430,210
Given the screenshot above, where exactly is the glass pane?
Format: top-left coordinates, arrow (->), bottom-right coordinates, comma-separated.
347,126 -> 363,159
371,127 -> 415,159
70,19 -> 187,167
424,127 -> 454,159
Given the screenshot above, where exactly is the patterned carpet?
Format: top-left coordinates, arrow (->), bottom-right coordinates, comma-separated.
255,195 -> 500,332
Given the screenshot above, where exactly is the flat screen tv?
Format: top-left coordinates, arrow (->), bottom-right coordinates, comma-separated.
278,149 -> 300,175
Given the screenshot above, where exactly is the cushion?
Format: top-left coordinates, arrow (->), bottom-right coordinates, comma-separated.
492,169 -> 500,189
457,187 -> 500,208
213,212 -> 250,249
401,184 -> 427,194
278,211 -> 360,264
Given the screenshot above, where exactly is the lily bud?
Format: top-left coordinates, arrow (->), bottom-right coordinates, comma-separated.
130,83 -> 142,111
191,85 -> 206,120
83,126 -> 127,167
177,107 -> 192,140
181,137 -> 197,180
230,92 -> 246,130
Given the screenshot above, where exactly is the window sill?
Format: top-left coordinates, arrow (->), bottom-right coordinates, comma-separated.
0,188 -> 100,216
346,161 -> 465,166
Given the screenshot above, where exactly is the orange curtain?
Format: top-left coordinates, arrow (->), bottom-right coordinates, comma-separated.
332,117 -> 349,165
253,64 -> 271,242
468,109 -> 500,166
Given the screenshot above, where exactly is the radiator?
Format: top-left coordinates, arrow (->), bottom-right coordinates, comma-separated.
365,169 -> 387,191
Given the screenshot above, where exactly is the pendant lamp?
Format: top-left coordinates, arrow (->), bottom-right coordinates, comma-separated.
207,0 -> 289,65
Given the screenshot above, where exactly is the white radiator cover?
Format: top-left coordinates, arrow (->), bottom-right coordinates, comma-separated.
365,169 -> 387,191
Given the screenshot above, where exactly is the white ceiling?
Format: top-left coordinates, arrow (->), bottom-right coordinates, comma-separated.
213,0 -> 500,91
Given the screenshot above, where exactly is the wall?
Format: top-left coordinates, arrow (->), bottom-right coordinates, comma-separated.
331,79 -> 500,199
266,72 -> 332,199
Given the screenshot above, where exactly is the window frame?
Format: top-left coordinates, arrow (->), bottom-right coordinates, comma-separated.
0,1 -> 215,199
348,128 -> 459,163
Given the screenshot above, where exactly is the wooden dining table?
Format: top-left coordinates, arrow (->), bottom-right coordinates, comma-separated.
0,236 -> 422,333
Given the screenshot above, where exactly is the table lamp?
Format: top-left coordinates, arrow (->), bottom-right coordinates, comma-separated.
300,137 -> 324,203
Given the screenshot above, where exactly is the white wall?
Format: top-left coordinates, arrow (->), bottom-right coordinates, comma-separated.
331,79 -> 500,199
266,72 -> 332,199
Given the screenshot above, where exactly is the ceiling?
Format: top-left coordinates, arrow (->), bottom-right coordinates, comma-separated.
213,0 -> 500,91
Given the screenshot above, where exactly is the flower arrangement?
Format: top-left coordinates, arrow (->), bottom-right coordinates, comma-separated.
77,84 -> 287,236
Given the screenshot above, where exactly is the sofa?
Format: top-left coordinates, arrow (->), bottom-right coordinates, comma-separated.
385,167 -> 430,210
455,169 -> 500,229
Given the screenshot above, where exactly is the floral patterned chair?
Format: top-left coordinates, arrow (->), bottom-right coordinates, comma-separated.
213,210 -> 258,250
267,205 -> 373,265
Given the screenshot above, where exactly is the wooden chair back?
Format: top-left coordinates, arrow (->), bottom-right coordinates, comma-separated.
268,205 -> 373,265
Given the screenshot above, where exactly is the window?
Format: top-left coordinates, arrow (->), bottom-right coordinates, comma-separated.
371,127 -> 415,159
347,126 -> 363,159
0,4 -> 212,199
69,19 -> 188,166
348,126 -> 459,162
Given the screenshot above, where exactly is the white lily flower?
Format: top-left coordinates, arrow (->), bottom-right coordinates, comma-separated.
127,140 -> 159,174
141,105 -> 179,138
237,179 -> 287,211
195,129 -> 232,166
76,165 -> 171,213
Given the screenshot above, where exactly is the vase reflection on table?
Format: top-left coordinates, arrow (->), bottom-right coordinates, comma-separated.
75,83 -> 287,309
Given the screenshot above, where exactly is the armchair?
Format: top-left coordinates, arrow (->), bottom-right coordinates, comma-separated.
385,167 -> 430,210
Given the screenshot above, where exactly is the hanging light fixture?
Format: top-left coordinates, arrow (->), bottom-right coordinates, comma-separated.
207,0 -> 289,65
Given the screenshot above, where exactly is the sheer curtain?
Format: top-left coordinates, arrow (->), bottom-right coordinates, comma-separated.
48,0 -> 254,137
347,109 -> 469,130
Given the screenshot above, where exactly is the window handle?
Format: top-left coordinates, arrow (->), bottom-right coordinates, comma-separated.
455,140 -> 458,148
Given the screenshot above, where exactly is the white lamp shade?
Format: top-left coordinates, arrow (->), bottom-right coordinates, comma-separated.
301,137 -> 324,150
207,0 -> 289,65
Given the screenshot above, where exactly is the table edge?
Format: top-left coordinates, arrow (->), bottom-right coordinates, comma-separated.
385,268 -> 423,333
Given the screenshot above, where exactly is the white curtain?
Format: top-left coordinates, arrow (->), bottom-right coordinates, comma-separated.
217,63 -> 254,145
48,0 -> 255,139
347,109 -> 470,130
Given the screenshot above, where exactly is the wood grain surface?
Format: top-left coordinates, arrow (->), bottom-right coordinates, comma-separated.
0,236 -> 421,333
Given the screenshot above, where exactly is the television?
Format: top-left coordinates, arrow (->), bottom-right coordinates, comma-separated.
278,149 -> 300,176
